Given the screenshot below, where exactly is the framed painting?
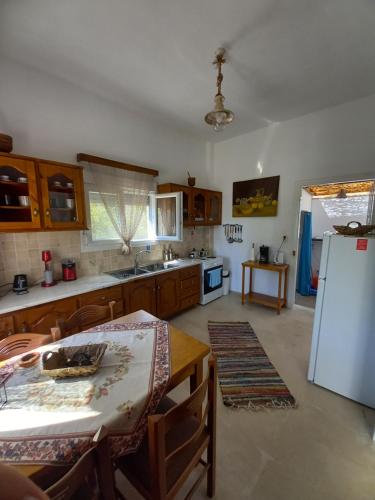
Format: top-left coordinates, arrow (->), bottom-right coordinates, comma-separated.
232,175 -> 280,217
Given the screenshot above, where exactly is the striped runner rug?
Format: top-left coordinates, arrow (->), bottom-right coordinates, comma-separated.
208,321 -> 297,410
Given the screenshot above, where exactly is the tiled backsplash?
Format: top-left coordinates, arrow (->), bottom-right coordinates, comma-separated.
0,227 -> 212,286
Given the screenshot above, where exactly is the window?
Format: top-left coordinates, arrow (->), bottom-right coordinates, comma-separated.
82,187 -> 182,252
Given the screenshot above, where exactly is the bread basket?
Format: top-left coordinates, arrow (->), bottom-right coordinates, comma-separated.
333,221 -> 375,236
41,343 -> 107,378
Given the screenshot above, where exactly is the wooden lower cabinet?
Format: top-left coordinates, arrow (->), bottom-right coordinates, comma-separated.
126,277 -> 157,316
0,265 -> 201,339
13,297 -> 78,336
78,286 -> 124,319
156,271 -> 180,319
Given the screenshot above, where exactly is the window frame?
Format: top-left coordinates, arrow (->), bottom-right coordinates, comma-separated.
81,185 -> 182,252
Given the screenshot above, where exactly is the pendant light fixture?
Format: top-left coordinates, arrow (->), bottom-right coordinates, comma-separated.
204,48 -> 234,132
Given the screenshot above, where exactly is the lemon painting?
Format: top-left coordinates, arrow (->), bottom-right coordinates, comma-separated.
232,175 -> 280,217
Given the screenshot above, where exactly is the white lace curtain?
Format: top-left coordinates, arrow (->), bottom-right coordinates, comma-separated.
86,163 -> 156,254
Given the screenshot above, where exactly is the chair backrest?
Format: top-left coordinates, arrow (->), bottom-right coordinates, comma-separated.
148,356 -> 217,499
45,426 -> 116,500
0,333 -> 52,361
56,301 -> 116,337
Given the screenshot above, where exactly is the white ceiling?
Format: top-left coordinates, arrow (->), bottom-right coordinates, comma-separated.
1,0 -> 375,141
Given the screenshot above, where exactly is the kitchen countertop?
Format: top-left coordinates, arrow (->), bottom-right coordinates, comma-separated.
0,259 -> 202,315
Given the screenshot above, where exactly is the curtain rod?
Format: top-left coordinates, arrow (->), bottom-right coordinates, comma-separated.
77,153 -> 159,177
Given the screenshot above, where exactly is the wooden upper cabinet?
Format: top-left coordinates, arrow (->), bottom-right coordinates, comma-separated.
157,183 -> 222,226
206,190 -> 222,225
0,154 -> 86,232
0,155 -> 42,231
38,161 -> 86,230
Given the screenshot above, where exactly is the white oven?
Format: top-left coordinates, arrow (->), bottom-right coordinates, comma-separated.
199,256 -> 224,305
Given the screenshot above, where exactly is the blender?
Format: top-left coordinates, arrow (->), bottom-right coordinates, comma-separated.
41,250 -> 57,287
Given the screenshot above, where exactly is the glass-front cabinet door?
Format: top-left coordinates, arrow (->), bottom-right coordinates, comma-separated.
0,155 -> 41,231
206,190 -> 222,225
38,162 -> 86,230
192,188 -> 207,224
154,192 -> 182,241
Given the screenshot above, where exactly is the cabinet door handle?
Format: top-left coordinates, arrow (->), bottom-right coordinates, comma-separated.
100,296 -> 107,301
7,330 -> 13,336
45,209 -> 50,217
33,207 -> 39,217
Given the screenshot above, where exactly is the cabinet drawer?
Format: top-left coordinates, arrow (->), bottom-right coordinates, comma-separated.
79,286 -> 123,317
180,276 -> 200,298
180,293 -> 200,311
179,265 -> 200,280
0,315 -> 15,340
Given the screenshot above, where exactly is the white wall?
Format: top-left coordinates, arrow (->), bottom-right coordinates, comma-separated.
300,188 -> 312,212
212,94 -> 375,305
0,57 -> 209,186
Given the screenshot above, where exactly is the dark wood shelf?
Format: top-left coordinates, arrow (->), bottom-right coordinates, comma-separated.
0,179 -> 28,187
248,292 -> 285,310
50,207 -> 75,211
49,186 -> 74,194
0,205 -> 30,210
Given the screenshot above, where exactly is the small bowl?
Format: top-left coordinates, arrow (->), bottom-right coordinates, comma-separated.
19,352 -> 40,368
53,181 -> 61,187
0,175 -> 10,181
17,177 -> 28,183
66,182 -> 73,188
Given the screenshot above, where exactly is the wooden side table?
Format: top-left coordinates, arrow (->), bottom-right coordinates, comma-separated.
241,260 -> 289,314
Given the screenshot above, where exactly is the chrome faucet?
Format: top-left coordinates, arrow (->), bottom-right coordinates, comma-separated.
134,249 -> 151,268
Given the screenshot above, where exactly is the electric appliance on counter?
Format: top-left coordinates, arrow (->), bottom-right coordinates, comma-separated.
13,274 -> 28,294
259,245 -> 269,264
308,233 -> 375,408
199,256 -> 224,305
62,259 -> 77,281
41,250 -> 56,287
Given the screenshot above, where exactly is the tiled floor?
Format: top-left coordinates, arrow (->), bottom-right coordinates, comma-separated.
118,293 -> 375,500
295,292 -> 316,309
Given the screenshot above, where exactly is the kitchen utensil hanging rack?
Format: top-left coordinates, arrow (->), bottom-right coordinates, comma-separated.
223,224 -> 243,243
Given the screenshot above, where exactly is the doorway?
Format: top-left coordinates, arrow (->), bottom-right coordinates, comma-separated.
295,179 -> 375,310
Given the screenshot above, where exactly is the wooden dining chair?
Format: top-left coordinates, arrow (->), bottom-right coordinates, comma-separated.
56,301 -> 116,338
45,426 -> 117,500
0,333 -> 53,361
116,356 -> 217,500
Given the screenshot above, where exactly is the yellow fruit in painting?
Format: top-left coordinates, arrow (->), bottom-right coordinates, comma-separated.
258,202 -> 264,210
241,206 -> 253,215
252,203 -> 258,209
271,200 -> 278,206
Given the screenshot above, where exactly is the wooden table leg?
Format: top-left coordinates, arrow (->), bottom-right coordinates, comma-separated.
277,270 -> 282,314
283,267 -> 289,308
241,265 -> 245,304
248,267 -> 253,304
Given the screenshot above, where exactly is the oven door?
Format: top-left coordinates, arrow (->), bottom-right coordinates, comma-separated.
203,265 -> 223,295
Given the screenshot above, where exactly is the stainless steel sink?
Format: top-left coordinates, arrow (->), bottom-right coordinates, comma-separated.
140,262 -> 180,272
106,261 -> 182,279
105,267 -> 149,279
140,262 -> 166,272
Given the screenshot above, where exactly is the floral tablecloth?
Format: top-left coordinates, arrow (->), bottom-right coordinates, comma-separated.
0,320 -> 170,465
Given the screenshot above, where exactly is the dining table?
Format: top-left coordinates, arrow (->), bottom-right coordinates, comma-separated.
3,309 -> 210,484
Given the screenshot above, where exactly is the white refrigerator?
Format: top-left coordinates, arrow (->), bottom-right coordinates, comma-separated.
308,233 -> 375,408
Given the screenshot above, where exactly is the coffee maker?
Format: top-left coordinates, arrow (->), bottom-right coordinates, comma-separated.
259,245 -> 269,264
